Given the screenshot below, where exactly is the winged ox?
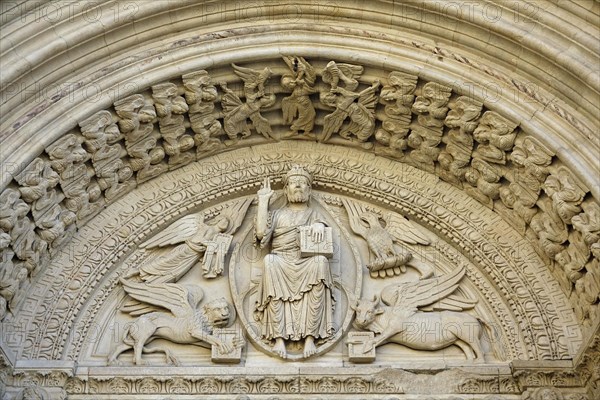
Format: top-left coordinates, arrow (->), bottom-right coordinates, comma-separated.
350,266 -> 491,361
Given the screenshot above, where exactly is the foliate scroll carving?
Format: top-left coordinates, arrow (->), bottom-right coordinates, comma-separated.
342,198 -> 431,278
79,110 -> 135,201
408,82 -> 452,172
349,266 -> 487,362
114,94 -> 167,183
375,71 -> 417,153
14,158 -> 76,251
220,64 -> 275,141
438,96 -> 483,184
320,61 -> 380,144
281,56 -> 317,136
151,82 -> 195,168
45,134 -> 103,221
182,70 -> 223,153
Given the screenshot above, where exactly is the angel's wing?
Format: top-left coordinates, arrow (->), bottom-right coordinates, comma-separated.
380,265 -> 466,310
232,63 -> 260,85
121,279 -> 199,318
298,57 -> 316,85
383,211 -> 430,246
281,96 -> 296,124
337,63 -> 364,81
358,83 -> 380,110
322,108 -> 348,141
249,112 -> 273,139
141,214 -> 206,249
282,56 -> 295,73
219,84 -> 243,113
341,198 -> 369,238
221,197 -> 254,235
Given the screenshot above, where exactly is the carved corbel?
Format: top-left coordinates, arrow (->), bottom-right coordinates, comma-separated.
79,110 -> 135,201
114,94 -> 167,183
438,96 -> 483,185
182,70 -> 223,153
151,82 -> 195,169
375,71 -> 417,155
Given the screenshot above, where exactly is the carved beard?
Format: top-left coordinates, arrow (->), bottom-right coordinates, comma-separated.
287,190 -> 310,203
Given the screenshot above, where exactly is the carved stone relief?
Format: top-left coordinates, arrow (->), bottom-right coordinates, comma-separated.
7,143 -> 575,376
0,57 -> 597,397
1,60 -> 597,332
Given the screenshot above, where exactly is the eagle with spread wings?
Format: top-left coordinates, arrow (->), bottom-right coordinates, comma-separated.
342,199 -> 432,278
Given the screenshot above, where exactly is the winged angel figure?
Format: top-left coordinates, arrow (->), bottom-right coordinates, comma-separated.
108,280 -> 241,365
220,64 -> 276,141
342,199 -> 432,278
320,61 -> 380,143
351,266 -> 489,361
121,198 -> 252,315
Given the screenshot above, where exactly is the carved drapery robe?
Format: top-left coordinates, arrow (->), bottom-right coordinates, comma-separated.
255,207 -> 334,342
138,239 -> 206,283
